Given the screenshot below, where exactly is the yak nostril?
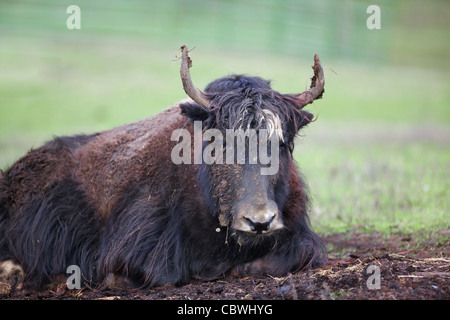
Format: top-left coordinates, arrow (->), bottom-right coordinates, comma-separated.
244,215 -> 275,234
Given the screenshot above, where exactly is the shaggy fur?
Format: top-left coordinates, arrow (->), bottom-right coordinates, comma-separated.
0,74 -> 326,288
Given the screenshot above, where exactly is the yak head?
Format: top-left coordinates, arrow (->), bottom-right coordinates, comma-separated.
178,45 -> 324,241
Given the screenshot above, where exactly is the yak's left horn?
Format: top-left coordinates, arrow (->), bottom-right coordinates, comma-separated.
296,54 -> 325,108
180,45 -> 210,109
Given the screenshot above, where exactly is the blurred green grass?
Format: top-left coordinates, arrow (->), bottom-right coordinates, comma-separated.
0,0 -> 449,239
297,139 -> 449,235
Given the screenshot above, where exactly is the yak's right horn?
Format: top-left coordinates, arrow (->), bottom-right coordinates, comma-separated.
180,45 -> 210,109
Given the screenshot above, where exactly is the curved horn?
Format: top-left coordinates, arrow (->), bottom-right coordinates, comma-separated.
180,45 -> 210,109
296,54 -> 325,108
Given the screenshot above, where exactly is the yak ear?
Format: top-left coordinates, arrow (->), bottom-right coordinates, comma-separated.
296,110 -> 314,130
180,102 -> 211,122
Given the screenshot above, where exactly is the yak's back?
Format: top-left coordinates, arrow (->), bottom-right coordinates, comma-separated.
4,104 -> 187,217
73,104 -> 186,217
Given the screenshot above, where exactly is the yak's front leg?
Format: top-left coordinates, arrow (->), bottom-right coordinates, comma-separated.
232,235 -> 327,277
231,256 -> 285,277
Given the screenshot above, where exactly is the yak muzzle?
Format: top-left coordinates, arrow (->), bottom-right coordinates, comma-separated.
232,201 -> 284,235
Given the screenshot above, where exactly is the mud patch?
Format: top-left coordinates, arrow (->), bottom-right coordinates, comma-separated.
1,232 -> 448,300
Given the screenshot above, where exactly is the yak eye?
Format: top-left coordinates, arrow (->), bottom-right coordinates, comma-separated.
279,139 -> 294,154
279,137 -> 290,150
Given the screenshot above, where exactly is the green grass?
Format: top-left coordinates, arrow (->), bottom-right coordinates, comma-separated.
0,0 -> 449,240
297,139 -> 449,235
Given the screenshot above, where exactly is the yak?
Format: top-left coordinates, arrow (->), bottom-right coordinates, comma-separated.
0,45 -> 326,289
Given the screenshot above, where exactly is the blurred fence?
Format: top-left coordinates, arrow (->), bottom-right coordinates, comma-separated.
0,0 -> 397,63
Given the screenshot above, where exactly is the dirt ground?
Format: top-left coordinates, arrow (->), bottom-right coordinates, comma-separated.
1,232 -> 448,300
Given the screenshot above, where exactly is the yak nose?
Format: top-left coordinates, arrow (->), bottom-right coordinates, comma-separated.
244,215 -> 275,234
232,200 -> 284,235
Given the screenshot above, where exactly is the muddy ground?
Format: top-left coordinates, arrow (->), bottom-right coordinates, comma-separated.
1,232 -> 448,300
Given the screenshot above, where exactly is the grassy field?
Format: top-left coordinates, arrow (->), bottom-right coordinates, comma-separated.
0,0 -> 448,243
298,135 -> 449,236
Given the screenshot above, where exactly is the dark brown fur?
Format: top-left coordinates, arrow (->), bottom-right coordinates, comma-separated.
0,75 -> 326,288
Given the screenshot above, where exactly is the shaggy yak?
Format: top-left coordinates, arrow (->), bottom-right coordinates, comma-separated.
0,46 -> 326,289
